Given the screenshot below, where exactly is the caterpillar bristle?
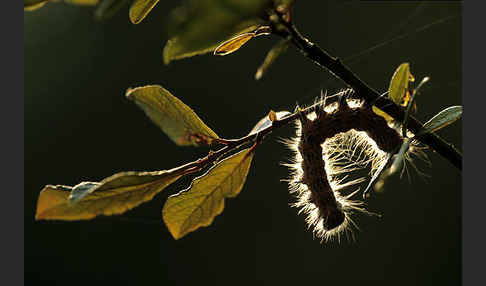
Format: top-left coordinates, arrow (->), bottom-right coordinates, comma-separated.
283,90 -> 425,243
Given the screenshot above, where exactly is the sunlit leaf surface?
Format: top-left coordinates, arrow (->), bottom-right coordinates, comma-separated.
418,106 -> 462,136
214,26 -> 271,56
163,0 -> 272,64
126,85 -> 219,146
163,147 -> 255,239
389,63 -> 413,105
35,168 -> 188,221
373,63 -> 415,122
371,106 -> 394,123
129,0 -> 160,24
214,33 -> 256,56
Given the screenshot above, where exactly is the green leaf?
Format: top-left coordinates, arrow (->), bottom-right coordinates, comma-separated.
129,0 -> 160,24
389,63 -> 412,105
163,147 -> 255,239
255,37 -> 290,80
35,168 -> 188,221
95,0 -> 130,21
418,106 -> 462,136
126,85 -> 219,146
163,0 -> 272,64
373,62 -> 416,123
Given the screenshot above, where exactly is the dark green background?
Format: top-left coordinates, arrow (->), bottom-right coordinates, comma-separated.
25,1 -> 462,285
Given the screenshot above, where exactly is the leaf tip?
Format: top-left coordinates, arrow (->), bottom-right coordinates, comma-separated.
162,42 -> 172,65
128,9 -> 141,24
34,211 -> 44,221
125,87 -> 135,98
162,207 -> 182,240
255,68 -> 263,80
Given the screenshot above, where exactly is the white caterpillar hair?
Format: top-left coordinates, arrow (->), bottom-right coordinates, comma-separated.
283,89 -> 427,242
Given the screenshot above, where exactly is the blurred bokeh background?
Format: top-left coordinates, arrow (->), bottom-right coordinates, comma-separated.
25,1 -> 461,285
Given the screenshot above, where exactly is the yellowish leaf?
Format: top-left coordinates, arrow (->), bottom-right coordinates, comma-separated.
214,33 -> 255,56
129,0 -> 160,24
389,63 -> 412,105
126,85 -> 219,146
163,147 -> 255,239
372,106 -> 394,123
35,167 -> 188,221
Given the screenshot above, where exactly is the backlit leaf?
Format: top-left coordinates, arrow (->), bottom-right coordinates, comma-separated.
129,0 -> 160,24
214,25 -> 271,56
389,63 -> 413,105
372,106 -> 394,123
35,167 -> 189,221
126,85 -> 219,146
418,106 -> 462,136
214,33 -> 256,56
255,37 -> 290,80
163,147 -> 255,239
163,0 -> 272,64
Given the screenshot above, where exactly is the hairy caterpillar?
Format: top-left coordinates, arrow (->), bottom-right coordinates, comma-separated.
285,89 -> 424,242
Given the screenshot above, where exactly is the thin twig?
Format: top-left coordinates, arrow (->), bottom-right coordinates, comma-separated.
170,100 -> 324,176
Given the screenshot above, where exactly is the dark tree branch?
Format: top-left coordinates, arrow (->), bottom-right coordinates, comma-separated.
275,19 -> 462,171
